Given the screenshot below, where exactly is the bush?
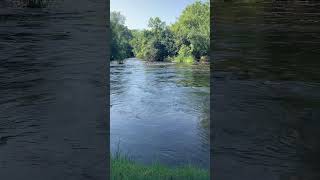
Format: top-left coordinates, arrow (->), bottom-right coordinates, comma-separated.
173,55 -> 195,63
172,44 -> 195,63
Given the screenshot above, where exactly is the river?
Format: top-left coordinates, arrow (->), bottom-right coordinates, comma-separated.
111,58 -> 210,168
2,0 -> 320,179
212,1 -> 320,180
0,1 -> 108,179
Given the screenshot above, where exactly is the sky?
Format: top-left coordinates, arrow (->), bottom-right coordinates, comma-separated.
110,0 -> 201,30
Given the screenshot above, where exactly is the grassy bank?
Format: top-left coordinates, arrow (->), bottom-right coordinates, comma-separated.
111,155 -> 209,180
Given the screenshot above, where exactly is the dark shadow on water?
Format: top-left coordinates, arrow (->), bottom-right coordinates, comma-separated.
0,1 -> 109,179
212,1 -> 320,180
6,0 -> 52,8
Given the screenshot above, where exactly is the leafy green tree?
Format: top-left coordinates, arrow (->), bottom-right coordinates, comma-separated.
131,17 -> 176,61
112,1 -> 209,63
110,11 -> 133,60
130,30 -> 152,59
171,0 -> 209,60
148,17 -> 166,35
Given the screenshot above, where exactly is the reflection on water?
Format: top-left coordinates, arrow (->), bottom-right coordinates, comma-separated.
111,58 -> 210,168
212,1 -> 320,180
0,1 -> 108,179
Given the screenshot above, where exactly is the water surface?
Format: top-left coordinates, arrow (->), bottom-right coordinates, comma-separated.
212,1 -> 320,180
0,1 -> 108,179
111,58 -> 210,168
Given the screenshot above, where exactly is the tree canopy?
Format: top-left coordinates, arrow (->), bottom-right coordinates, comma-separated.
110,12 -> 133,61
171,0 -> 210,59
111,0 -> 209,63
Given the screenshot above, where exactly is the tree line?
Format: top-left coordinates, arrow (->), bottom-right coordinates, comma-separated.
111,0 -> 209,63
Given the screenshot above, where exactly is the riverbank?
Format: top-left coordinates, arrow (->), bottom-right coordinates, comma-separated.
111,155 -> 209,180
112,56 -> 210,65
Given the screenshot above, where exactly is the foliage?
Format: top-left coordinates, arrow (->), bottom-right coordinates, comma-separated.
174,55 -> 195,63
112,0 -> 210,63
111,153 -> 209,180
173,44 -> 195,63
110,11 -> 133,61
130,17 -> 177,61
171,0 -> 210,59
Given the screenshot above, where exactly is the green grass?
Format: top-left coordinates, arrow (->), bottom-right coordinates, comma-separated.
111,154 -> 209,180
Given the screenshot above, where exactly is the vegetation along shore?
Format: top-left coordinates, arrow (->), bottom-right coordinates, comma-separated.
111,0 -> 210,63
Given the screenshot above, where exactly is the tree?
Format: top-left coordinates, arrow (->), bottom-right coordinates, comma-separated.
110,11 -> 133,60
131,17 -> 176,61
112,1 -> 210,63
171,0 -> 209,59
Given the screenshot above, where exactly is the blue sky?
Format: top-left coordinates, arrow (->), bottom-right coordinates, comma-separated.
110,0 -> 201,30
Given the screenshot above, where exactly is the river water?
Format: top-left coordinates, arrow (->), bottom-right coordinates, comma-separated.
0,1 -> 108,179
212,1 -> 320,180
111,58 -> 210,168
2,0 -> 320,179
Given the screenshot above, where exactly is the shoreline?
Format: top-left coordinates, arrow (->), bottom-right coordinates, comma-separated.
111,154 -> 209,180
